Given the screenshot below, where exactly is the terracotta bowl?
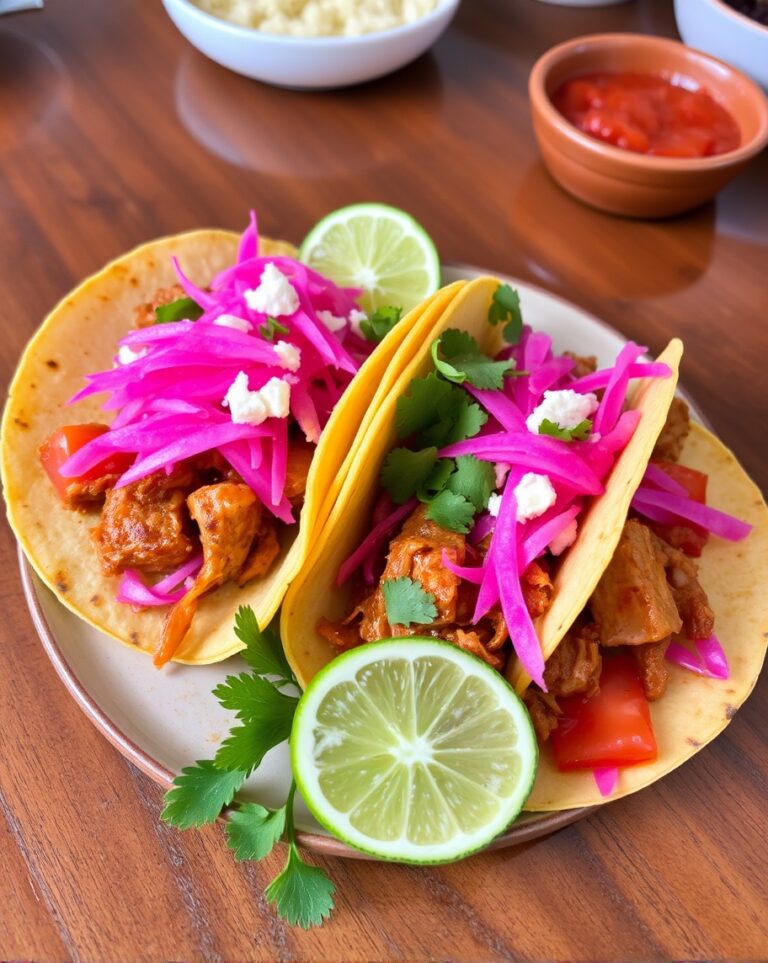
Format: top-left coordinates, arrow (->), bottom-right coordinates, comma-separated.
529,33 -> 768,218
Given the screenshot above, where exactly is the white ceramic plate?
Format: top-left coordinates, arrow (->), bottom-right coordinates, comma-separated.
19,265 -> 704,857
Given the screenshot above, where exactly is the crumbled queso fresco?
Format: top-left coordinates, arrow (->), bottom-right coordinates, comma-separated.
193,0 -> 440,37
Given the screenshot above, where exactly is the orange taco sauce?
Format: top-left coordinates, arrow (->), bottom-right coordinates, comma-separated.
552,72 -> 741,158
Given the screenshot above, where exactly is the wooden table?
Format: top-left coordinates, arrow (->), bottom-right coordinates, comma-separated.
1,0 -> 766,958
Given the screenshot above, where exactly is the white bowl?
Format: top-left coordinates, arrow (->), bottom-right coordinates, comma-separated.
675,0 -> 768,91
162,0 -> 461,89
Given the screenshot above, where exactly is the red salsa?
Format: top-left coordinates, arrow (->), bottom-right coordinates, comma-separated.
552,71 -> 741,158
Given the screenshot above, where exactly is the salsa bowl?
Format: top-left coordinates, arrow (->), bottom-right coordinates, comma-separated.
529,33 -> 768,218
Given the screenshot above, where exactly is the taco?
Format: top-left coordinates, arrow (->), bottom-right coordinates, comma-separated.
280,275 -> 767,810
1,218 -> 463,667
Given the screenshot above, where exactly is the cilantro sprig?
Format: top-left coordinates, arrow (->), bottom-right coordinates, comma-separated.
430,329 -> 518,390
380,448 -> 495,534
379,311 -> 529,534
381,447 -> 438,504
488,283 -> 523,344
154,296 -> 204,324
161,607 -> 336,929
360,305 -> 403,342
538,418 -> 592,442
395,373 -> 487,449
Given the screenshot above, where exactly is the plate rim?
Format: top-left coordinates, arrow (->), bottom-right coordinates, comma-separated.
14,262 -> 708,859
19,547 -> 600,855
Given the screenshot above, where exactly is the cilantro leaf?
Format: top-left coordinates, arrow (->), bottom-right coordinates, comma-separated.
213,672 -> 298,723
380,447 -> 438,504
155,296 -> 203,324
212,675 -> 297,774
395,373 -> 487,448
395,373 -> 456,437
431,329 -> 516,390
213,684 -> 296,775
259,317 -> 289,341
446,455 -> 496,512
226,802 -> 286,861
424,490 -> 476,533
430,394 -> 487,447
214,723 -> 283,775
360,305 -> 402,343
538,418 -> 592,442
418,458 -> 454,501
266,844 -> 335,930
382,576 -> 437,626
161,761 -> 245,829
234,606 -> 294,684
488,284 -> 523,344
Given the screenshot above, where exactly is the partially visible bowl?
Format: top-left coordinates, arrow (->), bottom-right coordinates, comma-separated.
529,33 -> 768,218
162,0 -> 461,89
675,0 -> 768,92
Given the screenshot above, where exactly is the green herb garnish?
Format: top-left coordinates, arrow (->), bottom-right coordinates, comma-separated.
380,446 -> 439,504
424,490 -> 475,534
431,329 -> 518,390
161,607 -> 336,930
417,457 -> 455,501
488,283 -> 523,344
395,373 -> 487,449
446,455 -> 496,512
538,418 -> 592,442
382,576 -> 438,626
154,296 -> 204,324
360,305 -> 403,342
259,317 -> 290,341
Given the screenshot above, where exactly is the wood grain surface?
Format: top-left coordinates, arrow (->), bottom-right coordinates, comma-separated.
1,0 -> 767,959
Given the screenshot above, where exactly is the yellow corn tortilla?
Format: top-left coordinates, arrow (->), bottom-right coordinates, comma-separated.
526,421 -> 768,810
1,229 -> 457,665
280,274 -> 767,812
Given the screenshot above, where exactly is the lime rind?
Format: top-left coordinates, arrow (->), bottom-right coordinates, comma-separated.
299,203 -> 441,316
291,638 -> 538,864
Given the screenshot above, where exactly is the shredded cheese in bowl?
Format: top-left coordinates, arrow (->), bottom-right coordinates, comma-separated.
192,0 -> 440,36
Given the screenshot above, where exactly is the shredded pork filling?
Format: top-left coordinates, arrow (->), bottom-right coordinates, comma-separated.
317,505 -> 553,671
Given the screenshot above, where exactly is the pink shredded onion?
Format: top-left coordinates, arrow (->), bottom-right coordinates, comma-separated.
441,433 -> 604,495
482,468 -> 546,690
440,548 -> 485,585
593,342 -> 645,437
570,361 -> 671,394
666,634 -> 729,680
62,213 -> 370,526
632,487 -> 751,541
641,462 -> 688,496
464,385 -> 526,432
470,511 -> 495,546
117,553 -> 203,608
520,503 -> 581,569
336,498 -> 417,587
593,767 -> 619,797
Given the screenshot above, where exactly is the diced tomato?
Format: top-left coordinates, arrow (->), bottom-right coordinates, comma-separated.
650,461 -> 709,556
550,654 -> 657,771
39,424 -> 133,502
652,461 -> 708,502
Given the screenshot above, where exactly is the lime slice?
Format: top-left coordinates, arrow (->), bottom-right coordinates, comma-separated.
291,638 -> 538,864
299,203 -> 441,316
